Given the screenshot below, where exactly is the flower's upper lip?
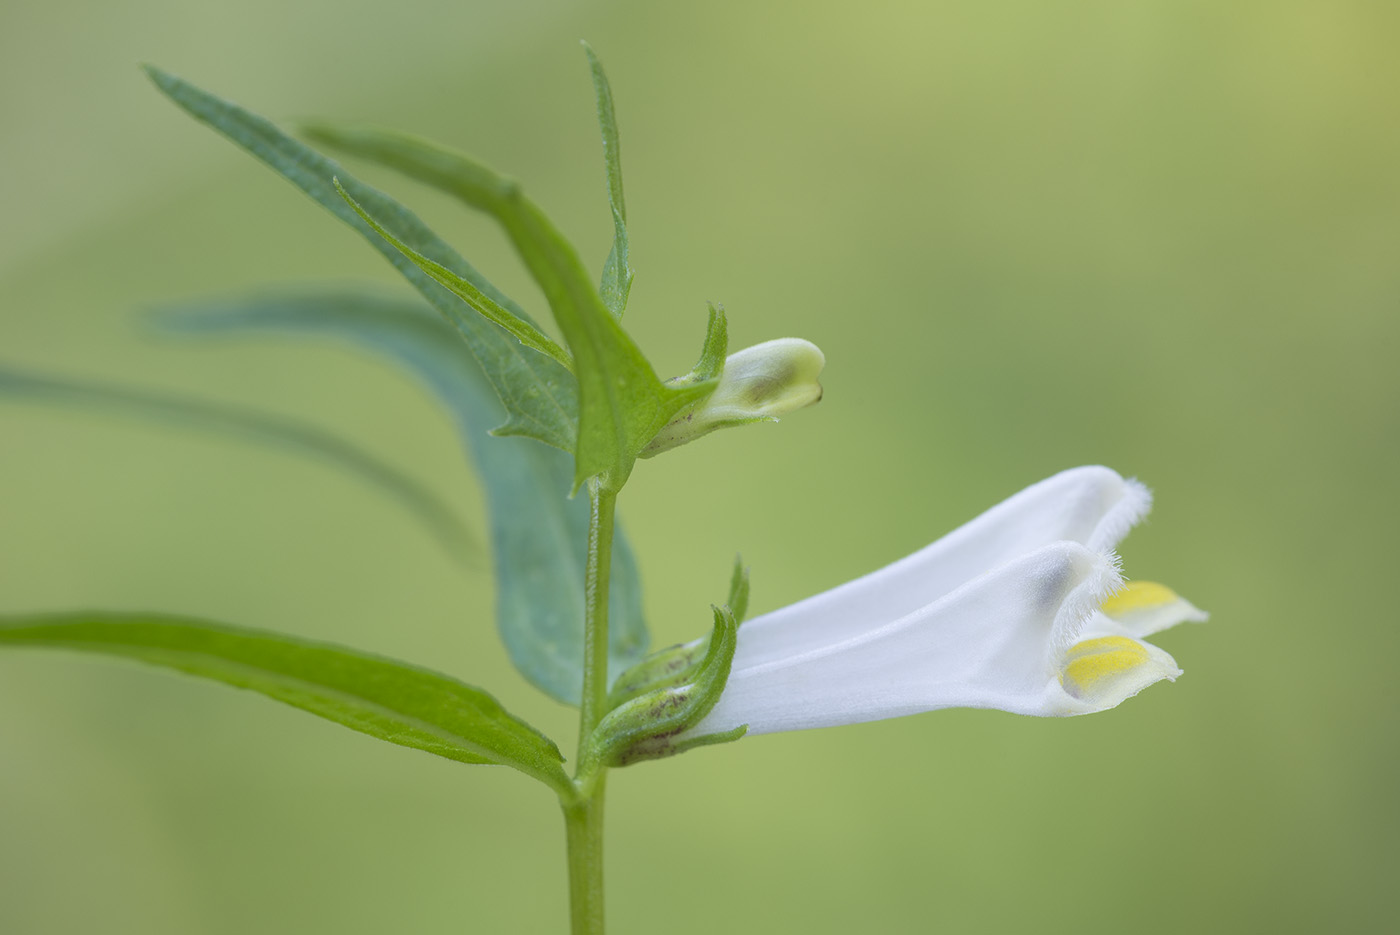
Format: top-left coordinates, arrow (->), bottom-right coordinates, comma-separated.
729,466 -> 1149,670
734,541 -> 1119,679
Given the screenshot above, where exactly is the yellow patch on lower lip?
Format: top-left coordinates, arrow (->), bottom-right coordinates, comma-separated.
1060,636 -> 1150,699
1101,581 -> 1180,615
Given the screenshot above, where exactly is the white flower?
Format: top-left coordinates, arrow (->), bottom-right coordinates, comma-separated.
688,466 -> 1205,738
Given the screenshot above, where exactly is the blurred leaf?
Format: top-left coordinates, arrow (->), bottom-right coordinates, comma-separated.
583,41 -> 633,318
143,66 -> 578,453
158,290 -> 650,704
0,362 -> 474,560
0,613 -> 572,794
301,124 -> 709,489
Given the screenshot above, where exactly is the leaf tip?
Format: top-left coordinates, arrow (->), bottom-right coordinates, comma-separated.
140,62 -> 172,87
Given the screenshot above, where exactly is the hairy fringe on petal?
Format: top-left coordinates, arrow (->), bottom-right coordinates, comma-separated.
1049,549 -> 1125,662
1087,477 -> 1152,553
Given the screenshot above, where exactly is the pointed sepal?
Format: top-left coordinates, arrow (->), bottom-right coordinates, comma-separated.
684,303 -> 730,385
727,554 -> 751,625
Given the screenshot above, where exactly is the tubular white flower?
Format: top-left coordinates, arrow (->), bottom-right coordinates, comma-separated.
688,466 -> 1204,738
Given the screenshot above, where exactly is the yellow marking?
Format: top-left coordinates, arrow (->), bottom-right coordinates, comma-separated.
1060,636 -> 1150,699
1101,581 -> 1178,616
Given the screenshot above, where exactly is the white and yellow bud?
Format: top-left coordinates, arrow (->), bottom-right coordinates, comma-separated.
682,466 -> 1205,739
643,338 -> 825,456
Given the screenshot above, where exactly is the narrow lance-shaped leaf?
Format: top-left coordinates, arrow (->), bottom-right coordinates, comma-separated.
157,290 -> 651,704
333,179 -> 570,369
304,124 -> 711,489
0,363 -> 474,561
143,66 -> 578,452
0,614 -> 573,796
583,41 -> 633,318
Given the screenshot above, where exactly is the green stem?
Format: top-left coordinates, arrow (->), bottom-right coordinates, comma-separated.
564,479 -> 618,935
563,777 -> 607,935
578,481 -> 617,741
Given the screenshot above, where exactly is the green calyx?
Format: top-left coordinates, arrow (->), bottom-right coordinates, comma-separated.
587,605 -> 744,768
605,639 -> 708,712
604,556 -> 749,711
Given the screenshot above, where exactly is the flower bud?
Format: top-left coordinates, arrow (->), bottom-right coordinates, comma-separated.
643,338 -> 825,456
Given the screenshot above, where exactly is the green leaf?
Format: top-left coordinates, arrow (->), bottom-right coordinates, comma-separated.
0,613 -> 573,795
143,66 -> 577,453
157,289 -> 651,705
300,124 -> 709,489
333,179 -> 571,369
0,362 -> 474,561
582,42 -> 634,318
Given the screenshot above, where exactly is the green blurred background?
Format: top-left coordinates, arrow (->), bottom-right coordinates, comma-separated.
2,1 -> 1396,932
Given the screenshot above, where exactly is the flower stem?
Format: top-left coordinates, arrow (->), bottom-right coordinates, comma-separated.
564,479 -> 618,935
